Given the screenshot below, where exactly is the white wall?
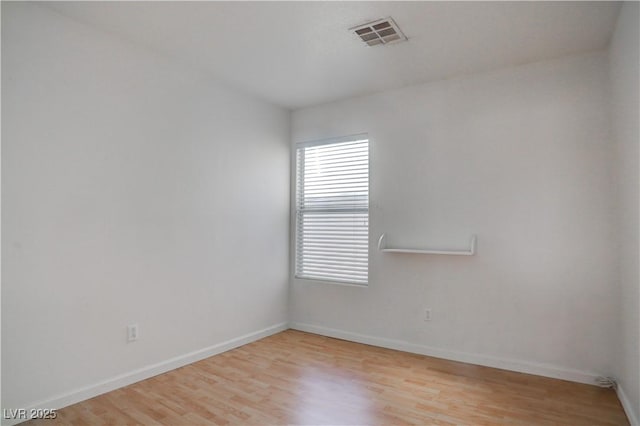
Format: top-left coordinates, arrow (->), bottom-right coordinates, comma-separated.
1,2 -> 289,412
610,3 -> 640,423
2,0 -> 633,420
291,52 -> 618,382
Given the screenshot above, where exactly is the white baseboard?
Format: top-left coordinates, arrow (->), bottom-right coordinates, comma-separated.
617,384 -> 639,426
7,322 -> 628,426
2,322 -> 288,426
290,322 -> 601,386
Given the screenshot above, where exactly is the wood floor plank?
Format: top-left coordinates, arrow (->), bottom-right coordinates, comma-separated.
27,330 -> 628,425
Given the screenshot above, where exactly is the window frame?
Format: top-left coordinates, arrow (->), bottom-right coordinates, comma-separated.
294,134 -> 370,286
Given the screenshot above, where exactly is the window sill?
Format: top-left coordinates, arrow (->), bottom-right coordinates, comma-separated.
293,275 -> 368,288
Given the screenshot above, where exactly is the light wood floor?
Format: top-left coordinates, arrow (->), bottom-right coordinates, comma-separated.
29,330 -> 628,425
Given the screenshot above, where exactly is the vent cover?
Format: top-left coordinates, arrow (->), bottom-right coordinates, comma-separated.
350,17 -> 407,47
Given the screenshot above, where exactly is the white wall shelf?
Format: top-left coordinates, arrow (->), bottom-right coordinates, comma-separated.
377,234 -> 477,256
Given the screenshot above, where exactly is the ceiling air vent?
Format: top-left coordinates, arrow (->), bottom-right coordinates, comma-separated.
350,17 -> 407,47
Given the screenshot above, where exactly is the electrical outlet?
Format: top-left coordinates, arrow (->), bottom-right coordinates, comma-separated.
424,309 -> 432,321
127,324 -> 139,342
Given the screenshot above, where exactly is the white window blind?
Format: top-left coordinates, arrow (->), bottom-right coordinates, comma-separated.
295,136 -> 369,285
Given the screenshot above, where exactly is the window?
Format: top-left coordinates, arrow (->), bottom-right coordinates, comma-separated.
295,135 -> 369,285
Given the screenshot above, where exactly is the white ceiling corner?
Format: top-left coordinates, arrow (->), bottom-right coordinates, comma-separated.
41,1 -> 621,110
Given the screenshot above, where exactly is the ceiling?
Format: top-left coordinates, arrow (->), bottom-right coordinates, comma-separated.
42,1 -> 621,109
